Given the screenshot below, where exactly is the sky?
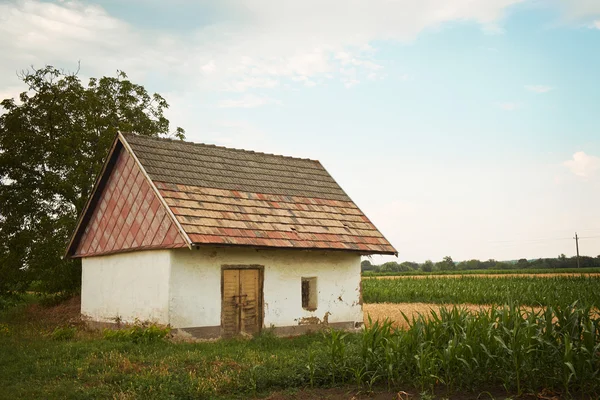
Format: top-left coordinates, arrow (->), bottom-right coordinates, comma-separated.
1,0 -> 599,263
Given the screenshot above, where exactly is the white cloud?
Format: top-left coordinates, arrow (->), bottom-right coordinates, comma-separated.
556,0 -> 600,21
552,0 -> 600,28
0,86 -> 24,103
563,152 -> 600,178
344,79 -> 360,88
225,77 -> 279,92
497,102 -> 521,111
292,76 -> 317,87
201,61 -> 216,74
525,85 -> 554,93
218,94 -> 279,108
0,0 -> 526,99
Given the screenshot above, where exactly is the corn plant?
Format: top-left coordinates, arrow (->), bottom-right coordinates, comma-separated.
363,275 -> 600,307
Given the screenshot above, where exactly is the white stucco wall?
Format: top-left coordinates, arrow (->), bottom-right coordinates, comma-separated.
81,250 -> 171,324
82,247 -> 363,331
168,247 -> 363,329
168,249 -> 222,328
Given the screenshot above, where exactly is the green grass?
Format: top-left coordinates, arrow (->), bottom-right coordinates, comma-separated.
363,275 -> 600,307
0,321 -> 324,399
1,300 -> 599,399
363,267 -> 600,277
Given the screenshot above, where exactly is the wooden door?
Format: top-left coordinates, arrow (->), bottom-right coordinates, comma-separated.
222,269 -> 240,336
221,268 -> 262,337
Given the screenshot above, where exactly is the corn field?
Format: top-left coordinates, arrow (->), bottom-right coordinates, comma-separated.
363,275 -> 600,307
315,304 -> 600,397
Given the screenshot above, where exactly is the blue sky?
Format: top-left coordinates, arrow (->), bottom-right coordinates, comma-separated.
1,0 -> 599,262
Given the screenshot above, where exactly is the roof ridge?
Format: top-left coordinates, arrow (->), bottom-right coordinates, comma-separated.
122,133 -> 321,163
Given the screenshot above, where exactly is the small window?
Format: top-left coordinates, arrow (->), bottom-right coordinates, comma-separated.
301,277 -> 317,311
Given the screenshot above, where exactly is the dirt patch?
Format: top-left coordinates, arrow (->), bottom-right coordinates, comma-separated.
364,302 -> 600,330
371,273 -> 600,280
363,302 -> 549,330
23,295 -> 82,327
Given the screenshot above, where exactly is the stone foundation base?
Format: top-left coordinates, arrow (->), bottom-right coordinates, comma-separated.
85,318 -> 362,339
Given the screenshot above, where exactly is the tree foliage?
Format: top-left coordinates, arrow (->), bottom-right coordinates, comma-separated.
360,259 -> 374,271
0,65 -> 184,294
362,255 -> 600,273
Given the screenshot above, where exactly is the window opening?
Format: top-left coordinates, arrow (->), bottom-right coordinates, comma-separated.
301,277 -> 317,310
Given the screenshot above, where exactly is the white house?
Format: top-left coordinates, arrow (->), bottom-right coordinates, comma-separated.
65,133 -> 396,338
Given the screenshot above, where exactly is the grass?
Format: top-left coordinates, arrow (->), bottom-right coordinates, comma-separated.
0,299 -> 324,399
363,267 -> 600,277
1,296 -> 599,399
363,275 -> 600,307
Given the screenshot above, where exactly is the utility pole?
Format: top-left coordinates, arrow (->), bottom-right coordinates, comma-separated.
574,232 -> 580,268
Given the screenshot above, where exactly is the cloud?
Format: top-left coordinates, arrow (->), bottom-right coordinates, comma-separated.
0,0 -> 526,99
292,76 -> 317,87
556,0 -> 600,20
497,102 -> 521,111
218,94 -> 279,108
553,0 -> 600,27
201,61 -> 216,74
0,86 -> 24,103
563,152 -> 600,178
525,85 -> 554,93
225,77 -> 279,92
344,79 -> 360,88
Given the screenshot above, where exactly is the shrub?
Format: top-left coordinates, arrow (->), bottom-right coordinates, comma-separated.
50,326 -> 77,341
39,292 -> 74,307
0,294 -> 22,311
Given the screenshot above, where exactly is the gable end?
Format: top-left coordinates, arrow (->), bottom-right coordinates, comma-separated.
66,135 -> 190,258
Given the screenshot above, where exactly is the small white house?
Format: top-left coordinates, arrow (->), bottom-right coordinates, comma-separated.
65,133 -> 396,338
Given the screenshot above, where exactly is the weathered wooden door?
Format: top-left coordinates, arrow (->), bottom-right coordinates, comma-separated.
221,268 -> 262,337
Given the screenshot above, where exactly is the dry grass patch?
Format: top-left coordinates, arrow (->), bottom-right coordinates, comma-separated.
363,302 -> 600,330
23,295 -> 81,326
363,302 -> 540,329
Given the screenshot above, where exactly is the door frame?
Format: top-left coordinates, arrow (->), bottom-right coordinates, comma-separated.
220,264 -> 264,335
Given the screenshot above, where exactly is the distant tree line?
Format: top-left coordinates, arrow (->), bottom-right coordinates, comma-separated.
361,254 -> 600,273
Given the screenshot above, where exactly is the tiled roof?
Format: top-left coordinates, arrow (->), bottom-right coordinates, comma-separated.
124,135 -> 396,255
125,135 -> 351,201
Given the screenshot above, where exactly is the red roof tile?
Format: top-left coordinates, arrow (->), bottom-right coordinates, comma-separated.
66,134 -> 397,257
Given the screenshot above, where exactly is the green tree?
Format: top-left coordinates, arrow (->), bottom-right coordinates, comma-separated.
0,65 -> 184,295
462,259 -> 482,270
421,260 -> 434,272
380,261 -> 401,273
400,261 -> 419,271
435,256 -> 455,271
361,259 -> 374,271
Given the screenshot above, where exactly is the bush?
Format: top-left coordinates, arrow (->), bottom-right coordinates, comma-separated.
0,294 -> 23,311
39,292 -> 74,307
103,323 -> 171,344
50,326 -> 77,341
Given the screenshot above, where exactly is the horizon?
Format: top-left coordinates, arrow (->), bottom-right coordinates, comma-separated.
1,0 -> 599,263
